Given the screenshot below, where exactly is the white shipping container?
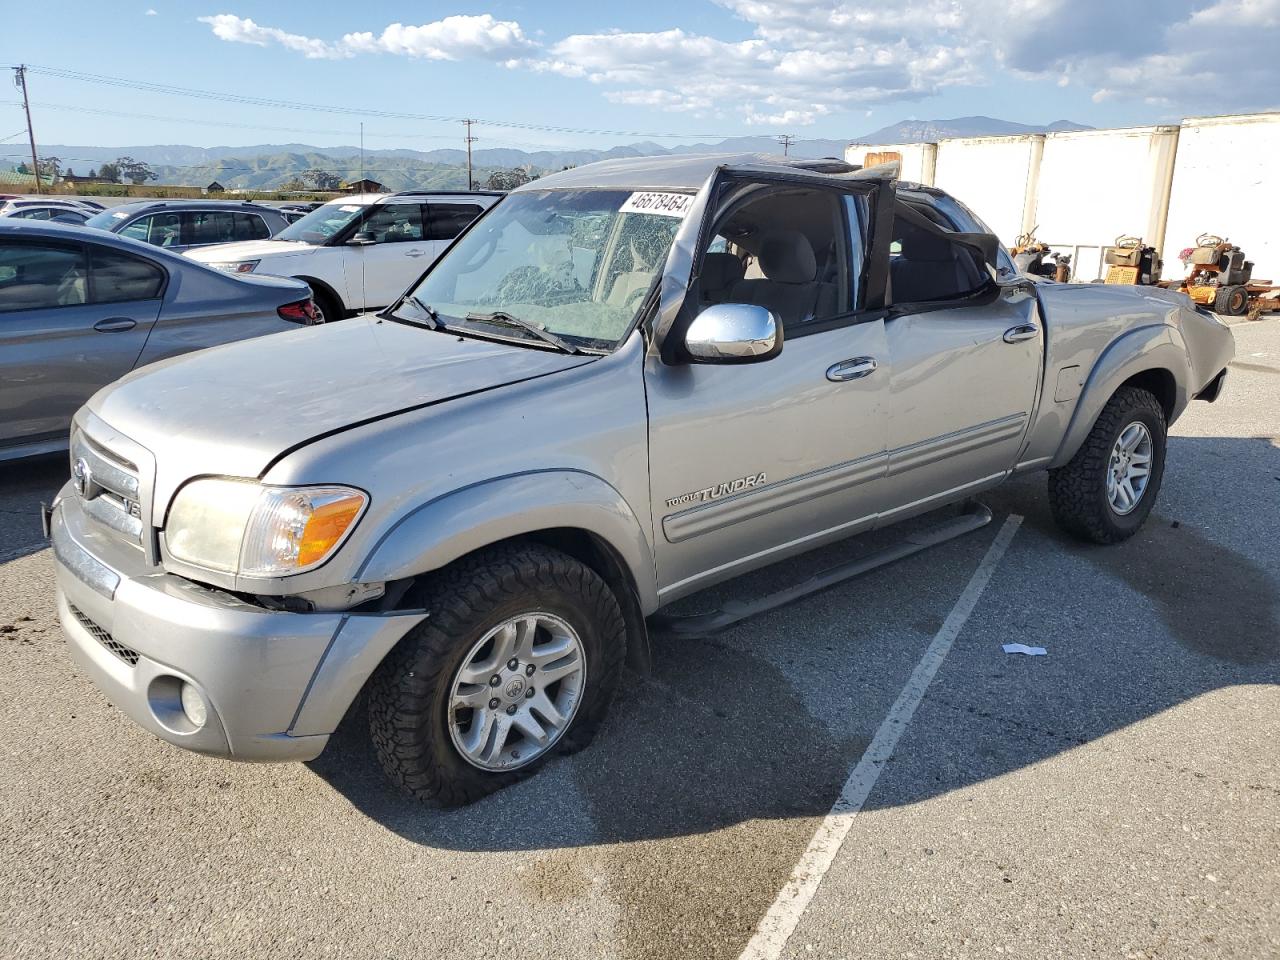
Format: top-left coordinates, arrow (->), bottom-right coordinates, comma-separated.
932,135 -> 1044,248
1163,112 -> 1280,285
1032,125 -> 1180,281
843,142 -> 937,185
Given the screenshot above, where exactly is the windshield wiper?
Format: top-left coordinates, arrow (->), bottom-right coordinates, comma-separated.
390,295 -> 446,330
464,310 -> 581,354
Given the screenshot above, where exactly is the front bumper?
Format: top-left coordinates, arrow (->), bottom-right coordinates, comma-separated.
51,488 -> 424,762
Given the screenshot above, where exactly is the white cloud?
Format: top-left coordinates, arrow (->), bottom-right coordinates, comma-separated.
198,3 -> 1280,125
198,13 -> 534,62
145,7 -> 157,14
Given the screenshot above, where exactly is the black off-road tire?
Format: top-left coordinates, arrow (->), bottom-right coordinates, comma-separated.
1047,386 -> 1167,544
367,543 -> 626,807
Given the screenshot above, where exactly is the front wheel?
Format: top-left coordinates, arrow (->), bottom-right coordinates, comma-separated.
305,284 -> 341,324
367,543 -> 626,806
1048,386 -> 1167,544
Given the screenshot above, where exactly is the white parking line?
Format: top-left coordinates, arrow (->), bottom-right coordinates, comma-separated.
737,514 -> 1023,960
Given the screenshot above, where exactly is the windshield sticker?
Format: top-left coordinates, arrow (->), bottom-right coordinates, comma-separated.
620,192 -> 694,219
111,210 -> 128,219
339,205 -> 361,212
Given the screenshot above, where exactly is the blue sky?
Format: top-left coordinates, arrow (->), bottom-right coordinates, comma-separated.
4,1 -> 1278,153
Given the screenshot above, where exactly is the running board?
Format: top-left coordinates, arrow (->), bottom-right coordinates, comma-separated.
649,500 -> 993,639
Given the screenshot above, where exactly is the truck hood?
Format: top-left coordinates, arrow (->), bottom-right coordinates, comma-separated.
185,238 -> 316,262
88,316 -> 596,499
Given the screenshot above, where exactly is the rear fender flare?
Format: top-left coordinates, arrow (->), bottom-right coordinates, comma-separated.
1049,324 -> 1189,468
355,470 -> 659,612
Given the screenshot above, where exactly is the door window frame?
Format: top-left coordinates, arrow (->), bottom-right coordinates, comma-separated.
883,199 -> 1004,317
0,238 -> 168,313
655,169 -> 893,363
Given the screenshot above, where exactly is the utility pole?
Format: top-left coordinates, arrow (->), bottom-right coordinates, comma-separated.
777,134 -> 795,157
359,121 -> 365,184
463,119 -> 477,190
13,65 -> 40,194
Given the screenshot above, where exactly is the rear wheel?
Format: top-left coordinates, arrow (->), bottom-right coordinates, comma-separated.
305,284 -> 341,324
1214,284 -> 1248,317
367,543 -> 626,806
1047,386 -> 1167,544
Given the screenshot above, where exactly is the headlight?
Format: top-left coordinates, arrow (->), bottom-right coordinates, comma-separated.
165,479 -> 368,577
209,259 -> 260,274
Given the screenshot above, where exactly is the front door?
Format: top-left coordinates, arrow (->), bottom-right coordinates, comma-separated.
880,205 -> 1041,516
645,178 -> 890,602
0,238 -> 162,446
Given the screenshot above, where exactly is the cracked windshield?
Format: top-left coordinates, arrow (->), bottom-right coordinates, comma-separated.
408,189 -> 684,349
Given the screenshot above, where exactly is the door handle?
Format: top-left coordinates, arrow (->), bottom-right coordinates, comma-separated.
1003,323 -> 1039,343
405,248 -> 427,258
826,357 -> 878,382
93,317 -> 137,333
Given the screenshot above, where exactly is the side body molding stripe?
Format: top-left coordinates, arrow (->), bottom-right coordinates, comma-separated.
661,412 -> 1027,544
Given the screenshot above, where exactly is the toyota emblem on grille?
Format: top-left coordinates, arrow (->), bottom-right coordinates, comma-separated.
72,457 -> 92,498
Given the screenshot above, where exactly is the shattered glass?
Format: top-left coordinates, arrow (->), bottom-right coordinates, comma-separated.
411,190 -> 683,349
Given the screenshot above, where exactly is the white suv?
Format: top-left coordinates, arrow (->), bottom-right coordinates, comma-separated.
185,191 -> 501,322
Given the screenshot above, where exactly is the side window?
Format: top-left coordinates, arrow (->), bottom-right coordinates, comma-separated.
121,213 -> 182,248
424,203 -> 482,242
888,203 -> 989,304
89,247 -> 165,304
11,208 -> 50,220
234,213 -> 271,241
699,186 -> 850,328
361,204 -> 425,243
0,241 -> 88,311
185,211 -> 237,246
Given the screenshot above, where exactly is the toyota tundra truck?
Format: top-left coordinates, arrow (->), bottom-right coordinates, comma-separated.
49,154 -> 1234,806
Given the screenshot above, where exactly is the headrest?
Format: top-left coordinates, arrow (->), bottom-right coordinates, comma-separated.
759,230 -> 817,283
701,252 -> 746,290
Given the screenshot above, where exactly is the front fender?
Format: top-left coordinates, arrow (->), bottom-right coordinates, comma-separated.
1050,323 -> 1191,468
356,470 -> 659,612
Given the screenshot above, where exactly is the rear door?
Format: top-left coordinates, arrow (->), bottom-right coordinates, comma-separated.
879,200 -> 1041,518
0,239 -> 162,445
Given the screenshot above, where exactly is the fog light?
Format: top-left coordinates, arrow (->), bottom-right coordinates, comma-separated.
180,682 -> 208,728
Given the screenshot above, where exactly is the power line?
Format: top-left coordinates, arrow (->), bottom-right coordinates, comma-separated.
24,64 -> 752,141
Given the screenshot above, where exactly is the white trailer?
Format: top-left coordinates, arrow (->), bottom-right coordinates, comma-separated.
931,134 -> 1044,248
1032,125 -> 1181,282
1163,112 -> 1280,285
843,142 -> 937,185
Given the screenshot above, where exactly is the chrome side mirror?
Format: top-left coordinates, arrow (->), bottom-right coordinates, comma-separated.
683,303 -> 782,364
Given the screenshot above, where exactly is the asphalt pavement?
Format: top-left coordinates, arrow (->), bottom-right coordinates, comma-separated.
1,318 -> 1277,960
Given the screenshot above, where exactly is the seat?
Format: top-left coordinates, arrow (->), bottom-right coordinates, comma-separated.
700,252 -> 745,305
726,230 -> 837,325
889,229 -> 980,303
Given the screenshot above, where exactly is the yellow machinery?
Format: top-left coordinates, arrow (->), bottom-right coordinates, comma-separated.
1104,236 -> 1163,286
1173,234 -> 1273,317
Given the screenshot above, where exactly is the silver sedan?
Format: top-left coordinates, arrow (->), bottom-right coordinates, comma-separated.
0,220 -> 316,461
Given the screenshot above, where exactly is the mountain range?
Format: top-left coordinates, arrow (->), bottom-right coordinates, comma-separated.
31,116 -> 1093,192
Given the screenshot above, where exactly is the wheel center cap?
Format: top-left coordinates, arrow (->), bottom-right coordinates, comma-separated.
503,676 -> 526,701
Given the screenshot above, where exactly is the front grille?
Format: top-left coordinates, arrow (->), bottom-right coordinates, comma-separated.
69,604 -> 140,667
70,430 -> 144,545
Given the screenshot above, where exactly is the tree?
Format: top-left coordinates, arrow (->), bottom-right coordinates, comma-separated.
87,167 -> 98,178
485,167 -> 532,191
64,167 -> 76,179
36,156 -> 61,180
15,162 -> 28,175
301,169 -> 341,191
97,161 -> 121,183
114,156 -> 158,185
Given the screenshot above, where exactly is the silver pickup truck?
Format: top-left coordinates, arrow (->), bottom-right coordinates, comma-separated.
49,154 -> 1234,806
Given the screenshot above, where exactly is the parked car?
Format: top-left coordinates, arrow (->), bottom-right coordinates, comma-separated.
0,199 -> 94,224
48,154 -> 1233,806
184,191 -> 501,323
83,200 -> 290,254
0,220 -> 316,461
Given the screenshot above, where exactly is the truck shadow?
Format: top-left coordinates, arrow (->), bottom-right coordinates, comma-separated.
309,434 -> 1279,858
